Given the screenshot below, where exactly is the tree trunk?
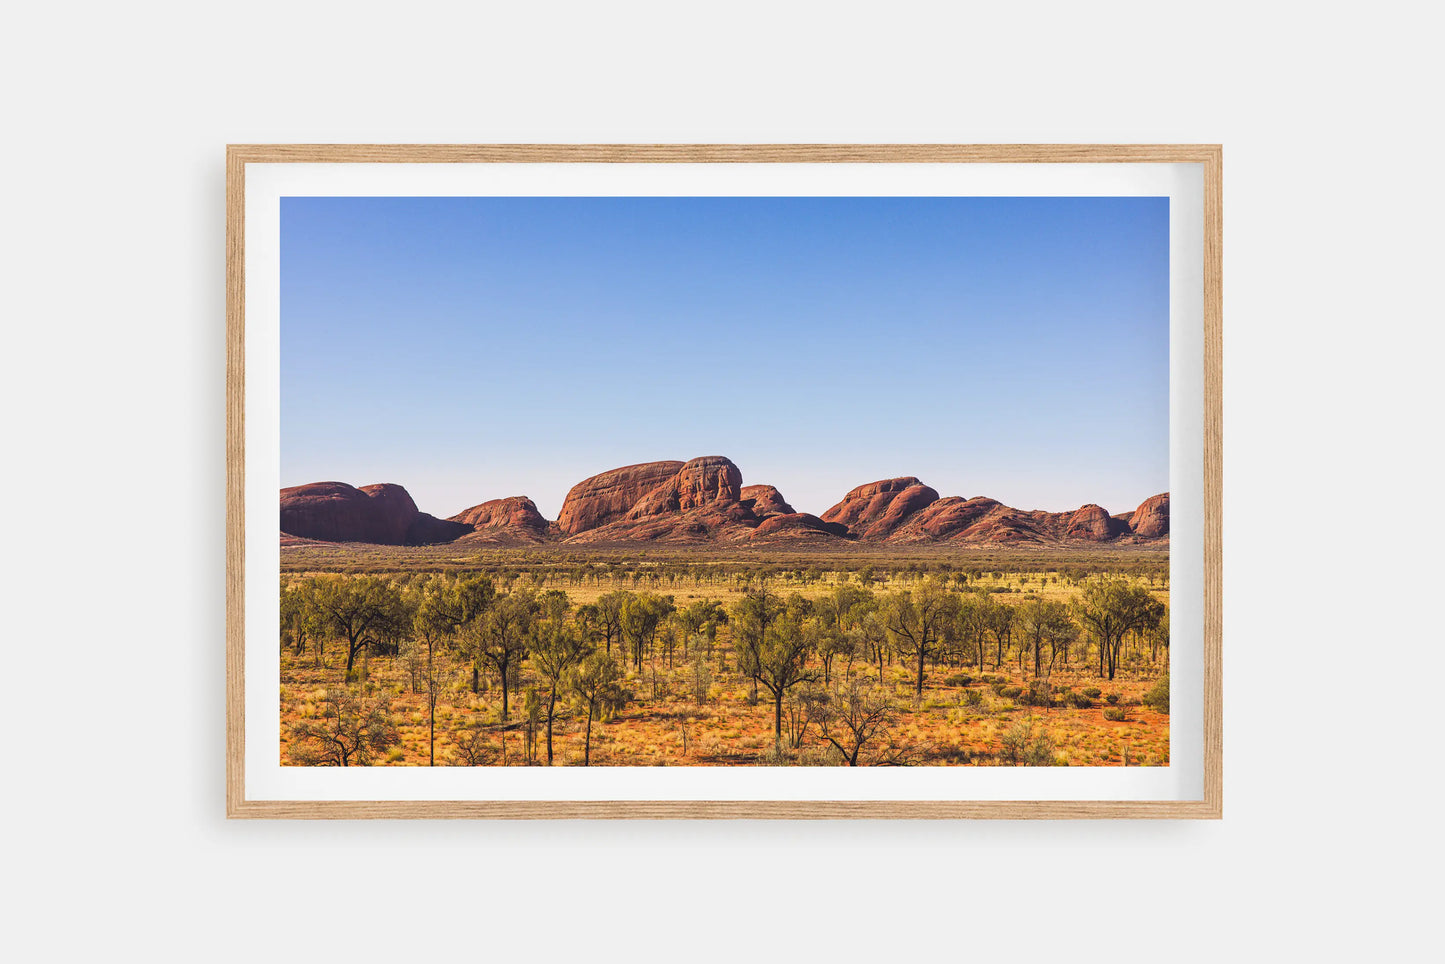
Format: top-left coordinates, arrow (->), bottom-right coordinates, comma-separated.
583,707 -> 594,766
916,648 -> 926,696
545,687 -> 557,766
774,690 -> 784,744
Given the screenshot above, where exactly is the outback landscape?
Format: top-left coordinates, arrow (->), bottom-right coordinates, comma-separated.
279,455 -> 1171,768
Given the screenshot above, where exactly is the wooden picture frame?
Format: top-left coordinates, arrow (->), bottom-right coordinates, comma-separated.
228,144 -> 1221,818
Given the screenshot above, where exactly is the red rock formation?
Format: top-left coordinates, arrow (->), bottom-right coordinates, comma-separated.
627,456 -> 743,520
1065,503 -> 1128,541
450,496 -> 548,533
280,481 -> 422,545
1130,493 -> 1170,538
888,496 -> 1001,542
447,496 -> 549,544
555,460 -> 685,535
820,477 -> 941,538
749,512 -> 849,541
741,484 -> 795,518
280,481 -> 470,546
281,462 -> 1171,548
565,501 -> 760,545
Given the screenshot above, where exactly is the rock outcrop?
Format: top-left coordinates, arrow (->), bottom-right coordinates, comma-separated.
555,460 -> 685,535
749,512 -> 850,542
281,461 -> 1171,548
1065,503 -> 1129,541
626,456 -> 743,520
448,496 -> 549,544
740,484 -> 795,518
1130,493 -> 1170,538
280,481 -> 462,545
820,477 -> 942,539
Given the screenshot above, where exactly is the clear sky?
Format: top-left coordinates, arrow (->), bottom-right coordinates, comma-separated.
281,196 -> 1168,520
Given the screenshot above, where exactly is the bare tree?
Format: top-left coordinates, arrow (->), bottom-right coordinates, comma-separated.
287,688 -> 399,767
816,679 -> 898,766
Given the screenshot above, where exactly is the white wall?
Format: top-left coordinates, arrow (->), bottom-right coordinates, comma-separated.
4,2 -> 1436,961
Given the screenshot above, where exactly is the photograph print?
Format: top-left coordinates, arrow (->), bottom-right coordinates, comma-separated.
277,193 -> 1173,770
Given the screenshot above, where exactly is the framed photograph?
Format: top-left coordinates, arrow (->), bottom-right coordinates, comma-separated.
227,144 -> 1221,818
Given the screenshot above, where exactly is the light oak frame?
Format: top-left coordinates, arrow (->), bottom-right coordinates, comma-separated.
227,144 -> 1222,818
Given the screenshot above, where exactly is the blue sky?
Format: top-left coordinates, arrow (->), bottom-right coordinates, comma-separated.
281,196 -> 1168,520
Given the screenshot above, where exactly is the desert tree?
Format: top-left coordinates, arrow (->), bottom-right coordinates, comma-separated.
953,594 -> 989,668
1074,579 -> 1165,680
437,573 -> 496,626
735,607 -> 819,744
280,579 -> 326,663
412,584 -> 462,766
816,678 -> 898,766
313,575 -> 408,682
468,590 -> 539,720
783,685 -> 827,750
619,592 -> 673,673
886,579 -> 959,696
976,594 -> 1016,672
593,591 -> 628,656
1146,608 -> 1171,668
287,687 -> 400,767
1017,597 -> 1077,679
567,651 -> 627,766
530,617 -> 590,765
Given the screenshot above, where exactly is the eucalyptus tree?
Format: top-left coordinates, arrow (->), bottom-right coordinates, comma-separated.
736,606 -> 819,744
280,578 -> 325,663
1074,579 -> 1165,680
469,590 -> 540,720
886,578 -> 959,696
568,652 -> 627,766
1017,596 -> 1077,679
531,616 -> 590,765
313,575 -> 409,682
594,591 -> 628,657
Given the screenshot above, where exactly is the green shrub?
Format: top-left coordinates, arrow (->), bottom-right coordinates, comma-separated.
998,721 -> 1057,766
1019,682 -> 1054,707
1105,692 -> 1121,705
943,673 -> 973,687
1102,707 -> 1127,722
963,689 -> 984,707
1067,692 -> 1094,709
1001,685 -> 1023,699
1083,687 -> 1102,699
989,682 -> 1007,696
1143,676 -> 1170,714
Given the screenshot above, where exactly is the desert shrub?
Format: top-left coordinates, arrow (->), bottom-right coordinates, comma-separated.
1018,682 -> 1054,707
989,682 -> 1007,696
1083,687 -> 1102,699
963,689 -> 984,708
1001,685 -> 1023,699
1105,692 -> 1121,705
1143,676 -> 1170,714
943,673 -> 973,687
1066,692 -> 1094,709
999,720 -> 1057,766
1103,707 -> 1127,722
